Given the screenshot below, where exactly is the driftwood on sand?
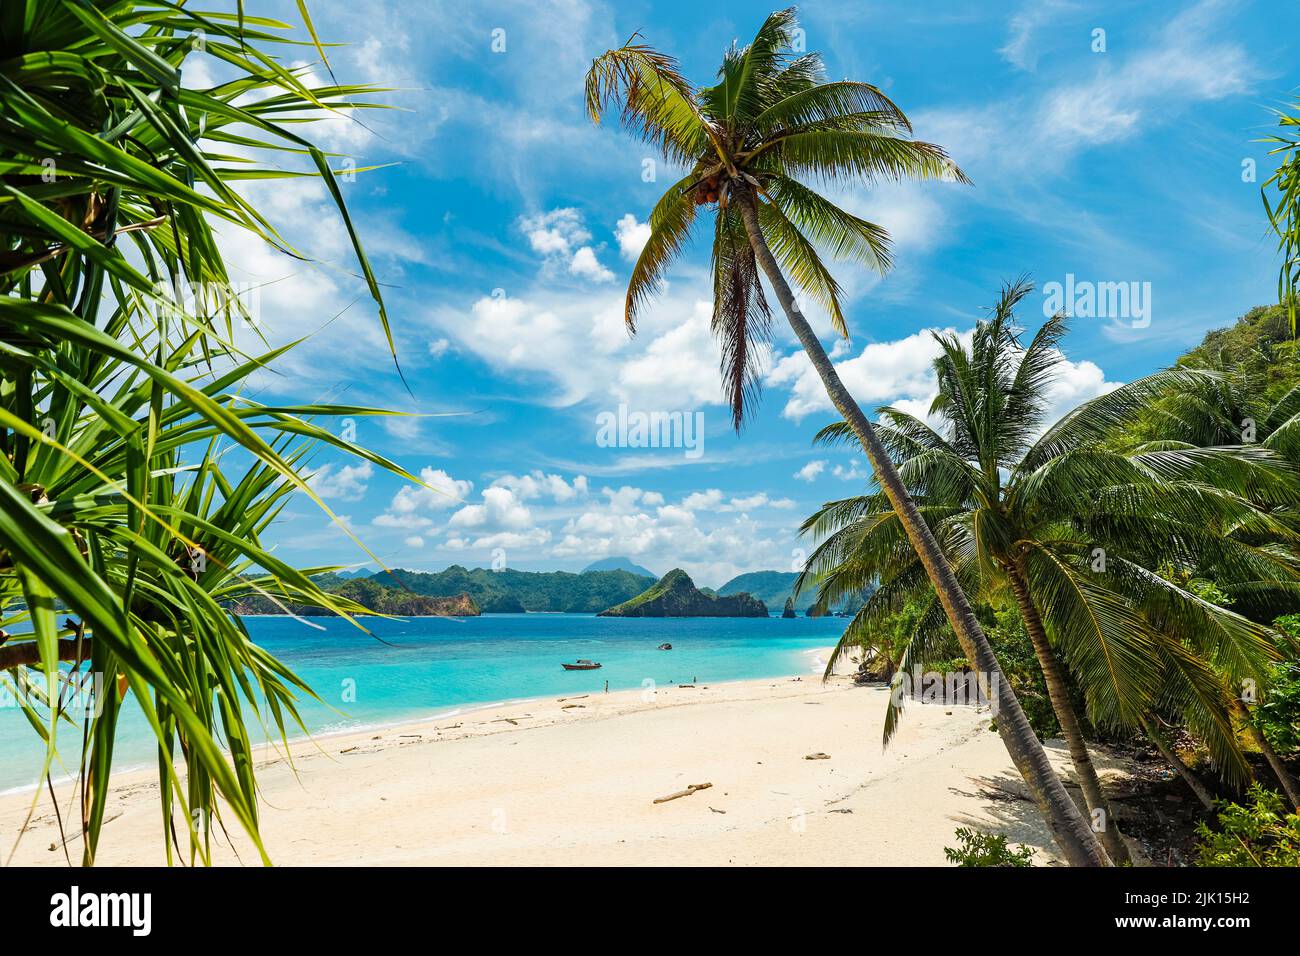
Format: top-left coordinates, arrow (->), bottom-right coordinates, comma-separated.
653,782 -> 712,804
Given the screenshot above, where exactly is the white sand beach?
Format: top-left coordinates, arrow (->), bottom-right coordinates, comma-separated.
0,654 -> 1127,866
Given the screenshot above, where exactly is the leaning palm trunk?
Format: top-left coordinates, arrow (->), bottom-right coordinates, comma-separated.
736,192 -> 1108,867
1140,717 -> 1218,811
1007,563 -> 1129,864
1232,699 -> 1300,809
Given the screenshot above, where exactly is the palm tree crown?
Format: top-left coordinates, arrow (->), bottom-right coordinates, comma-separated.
586,6 -> 966,428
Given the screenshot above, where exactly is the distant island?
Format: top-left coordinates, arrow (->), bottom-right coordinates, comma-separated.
230,579 -> 479,617
582,556 -> 657,578
598,569 -> 768,617
231,566 -> 656,616
227,562 -> 869,618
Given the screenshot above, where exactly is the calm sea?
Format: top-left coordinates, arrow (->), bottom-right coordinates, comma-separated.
0,613 -> 846,793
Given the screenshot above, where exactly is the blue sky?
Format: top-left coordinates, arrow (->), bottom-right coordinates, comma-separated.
203,0 -> 1300,587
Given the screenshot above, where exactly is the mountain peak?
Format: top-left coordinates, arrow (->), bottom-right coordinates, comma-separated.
581,556 -> 657,578
597,568 -> 767,617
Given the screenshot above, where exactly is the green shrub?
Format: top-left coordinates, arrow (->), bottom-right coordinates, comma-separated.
1193,785 -> 1300,867
943,827 -> 1035,867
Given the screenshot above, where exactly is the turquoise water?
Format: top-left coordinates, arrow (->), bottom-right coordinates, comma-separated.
0,613 -> 846,793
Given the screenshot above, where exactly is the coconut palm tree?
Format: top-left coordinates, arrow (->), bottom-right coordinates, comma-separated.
585,9 -> 1107,864
1119,346 -> 1300,807
0,2 -> 415,863
800,280 -> 1300,854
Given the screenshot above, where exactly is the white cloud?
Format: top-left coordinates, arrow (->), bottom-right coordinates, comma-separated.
569,245 -> 614,283
437,287 -> 727,415
681,489 -> 725,511
448,486 -> 535,531
768,325 -> 1120,434
550,492 -> 788,587
375,467 -> 472,529
521,208 -> 589,256
428,337 -> 452,358
998,1 -> 1074,72
833,460 -> 867,481
307,461 -> 373,500
404,535 -> 425,549
491,471 -> 589,502
923,0 -> 1262,179
520,207 -> 613,284
768,327 -> 965,422
614,213 -> 651,261
795,460 -> 827,482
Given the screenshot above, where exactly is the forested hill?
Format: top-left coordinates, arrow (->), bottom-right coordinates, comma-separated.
1114,303 -> 1299,451
369,566 -> 655,613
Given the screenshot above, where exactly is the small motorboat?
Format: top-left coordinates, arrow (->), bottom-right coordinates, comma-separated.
562,659 -> 602,671
657,643 -> 673,651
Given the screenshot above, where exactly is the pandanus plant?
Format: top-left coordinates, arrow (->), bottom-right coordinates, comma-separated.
799,282 -> 1300,855
585,8 -> 1107,863
1262,95 -> 1300,335
0,1 -> 413,863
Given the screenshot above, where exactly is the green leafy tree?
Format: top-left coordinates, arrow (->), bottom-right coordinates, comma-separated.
944,827 -> 1035,867
585,6 -> 1109,866
0,2 -> 413,864
1194,785 -> 1300,866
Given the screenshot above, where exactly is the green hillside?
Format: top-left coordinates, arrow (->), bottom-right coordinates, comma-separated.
598,569 -> 768,617
370,566 -> 655,613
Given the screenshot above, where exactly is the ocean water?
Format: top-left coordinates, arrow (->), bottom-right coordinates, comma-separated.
0,613 -> 846,793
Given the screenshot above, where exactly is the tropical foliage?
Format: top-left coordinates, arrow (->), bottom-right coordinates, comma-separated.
1194,785 -> 1300,867
0,2 -> 408,864
944,827 -> 1035,867
587,6 -> 1110,866
1262,96 -> 1300,335
799,280 -> 1300,860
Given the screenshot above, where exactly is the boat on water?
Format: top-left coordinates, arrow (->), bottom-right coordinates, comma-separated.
561,659 -> 602,670
657,643 -> 672,650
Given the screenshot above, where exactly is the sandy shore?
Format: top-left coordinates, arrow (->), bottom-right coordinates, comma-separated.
0,652 -> 1127,866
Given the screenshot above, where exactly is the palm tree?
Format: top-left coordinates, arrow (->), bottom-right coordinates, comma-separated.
0,2 -> 414,863
800,281 -> 1300,854
1121,346 -> 1300,807
585,9 -> 1107,864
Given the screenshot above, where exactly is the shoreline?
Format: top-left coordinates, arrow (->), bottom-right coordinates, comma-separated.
0,647 -> 1122,866
0,647 -> 839,800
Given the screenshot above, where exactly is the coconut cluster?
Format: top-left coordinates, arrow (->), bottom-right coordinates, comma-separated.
694,174 -> 723,205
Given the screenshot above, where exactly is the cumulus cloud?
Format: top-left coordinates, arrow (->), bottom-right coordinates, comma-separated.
307,461 -> 374,501
569,246 -> 614,283
833,460 -> 867,481
519,207 -> 613,284
448,486 -> 535,531
491,471 -> 589,502
768,325 -> 1119,435
768,327 -> 966,422
794,460 -> 827,482
438,289 -> 726,415
375,467 -> 472,529
614,213 -> 651,261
